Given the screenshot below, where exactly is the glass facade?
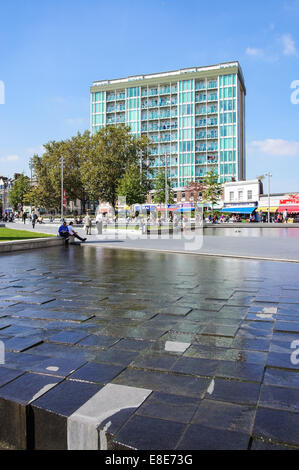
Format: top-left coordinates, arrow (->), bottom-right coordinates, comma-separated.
91,64 -> 245,189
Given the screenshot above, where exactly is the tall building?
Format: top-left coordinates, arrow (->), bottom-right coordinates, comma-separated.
90,61 -> 246,191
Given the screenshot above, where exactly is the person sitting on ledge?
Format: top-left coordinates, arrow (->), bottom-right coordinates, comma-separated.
58,221 -> 70,242
67,221 -> 87,243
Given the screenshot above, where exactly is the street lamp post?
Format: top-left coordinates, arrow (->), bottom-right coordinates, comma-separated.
265,172 -> 272,223
164,154 -> 169,222
61,157 -> 64,220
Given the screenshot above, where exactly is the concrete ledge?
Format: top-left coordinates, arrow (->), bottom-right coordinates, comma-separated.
0,237 -> 64,253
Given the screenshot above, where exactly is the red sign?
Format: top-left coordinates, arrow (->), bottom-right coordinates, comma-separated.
63,190 -> 67,205
280,194 -> 299,205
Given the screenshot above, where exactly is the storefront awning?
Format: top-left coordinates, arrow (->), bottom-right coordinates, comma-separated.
175,207 -> 195,212
221,207 -> 256,214
277,205 -> 299,214
258,207 -> 278,212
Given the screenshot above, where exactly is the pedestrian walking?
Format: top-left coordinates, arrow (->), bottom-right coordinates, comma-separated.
22,212 -> 27,224
95,212 -> 103,235
84,211 -> 92,235
31,212 -> 38,229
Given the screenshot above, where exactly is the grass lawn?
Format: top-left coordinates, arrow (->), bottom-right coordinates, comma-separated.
0,227 -> 54,241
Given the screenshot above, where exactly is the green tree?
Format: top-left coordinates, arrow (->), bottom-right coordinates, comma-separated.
30,131 -> 91,212
201,169 -> 222,213
81,125 -> 152,208
9,174 -> 31,211
117,163 -> 150,206
152,169 -> 174,204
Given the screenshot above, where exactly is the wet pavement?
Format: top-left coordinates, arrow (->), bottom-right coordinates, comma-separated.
5,221 -> 299,261
0,245 -> 299,449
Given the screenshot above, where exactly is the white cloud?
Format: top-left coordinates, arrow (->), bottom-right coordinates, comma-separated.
0,154 -> 20,162
249,139 -> 299,157
246,47 -> 264,57
281,33 -> 297,55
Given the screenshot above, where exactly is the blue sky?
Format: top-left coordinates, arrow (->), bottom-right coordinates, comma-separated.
0,0 -> 298,193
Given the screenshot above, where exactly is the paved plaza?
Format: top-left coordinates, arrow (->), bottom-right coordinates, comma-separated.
0,245 -> 299,449
5,221 -> 299,261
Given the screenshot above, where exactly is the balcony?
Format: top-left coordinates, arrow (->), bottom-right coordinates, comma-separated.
160,87 -> 171,95
195,81 -> 206,90
148,88 -> 158,96
207,81 -> 217,89
115,93 -> 125,100
106,95 -> 116,102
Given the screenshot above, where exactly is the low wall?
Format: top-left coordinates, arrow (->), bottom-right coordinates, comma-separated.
0,237 -> 64,253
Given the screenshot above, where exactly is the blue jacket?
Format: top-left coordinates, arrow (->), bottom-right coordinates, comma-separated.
58,224 -> 69,235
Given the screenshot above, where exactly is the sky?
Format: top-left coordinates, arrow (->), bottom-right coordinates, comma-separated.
0,0 -> 298,193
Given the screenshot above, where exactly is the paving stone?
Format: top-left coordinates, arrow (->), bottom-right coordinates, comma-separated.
26,357 -> 88,377
274,321 -> 299,334
68,361 -> 125,384
76,334 -> 120,349
3,335 -> 43,353
113,415 -> 186,450
92,349 -> 138,366
216,361 -> 265,382
267,351 -> 299,370
253,407 -> 299,447
192,335 -> 233,348
12,308 -> 95,322
156,306 -> 192,316
32,380 -> 102,449
0,372 -> 61,449
231,336 -> 271,352
136,392 -> 199,424
223,349 -> 268,365
0,367 -> 24,388
111,338 -> 152,352
9,296 -> 56,305
47,331 -> 90,345
131,353 -> 178,372
184,344 -> 229,361
112,368 -> 210,399
201,324 -> 239,337
206,378 -> 261,405
3,352 -> 50,371
264,367 -> 299,389
171,357 -> 219,377
160,330 -> 196,343
27,342 -> 96,362
192,399 -> 255,434
177,424 -> 250,450
259,384 -> 299,412
170,321 -> 202,334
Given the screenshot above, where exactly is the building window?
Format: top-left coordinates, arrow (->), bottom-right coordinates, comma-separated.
238,190 -> 243,201
229,191 -> 234,202
247,190 -> 253,200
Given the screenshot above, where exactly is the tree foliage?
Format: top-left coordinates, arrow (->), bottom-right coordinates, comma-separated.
80,125 -> 152,208
28,126 -> 153,212
201,169 -> 222,212
9,174 -> 31,210
117,163 -> 150,206
152,169 -> 174,204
